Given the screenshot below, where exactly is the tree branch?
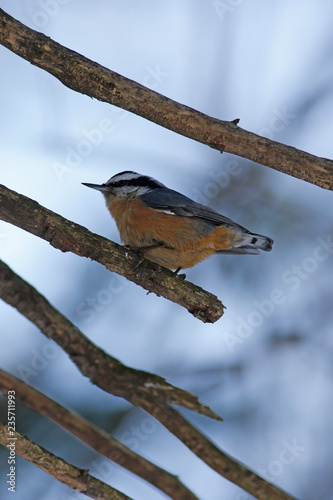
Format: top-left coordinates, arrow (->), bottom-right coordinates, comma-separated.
128,397 -> 298,500
0,8 -> 332,189
0,422 -> 132,500
0,184 -> 225,323
0,259 -> 220,420
0,369 -> 198,500
0,260 -> 298,500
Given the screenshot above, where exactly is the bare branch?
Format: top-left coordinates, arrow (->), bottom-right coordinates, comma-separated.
0,8 -> 332,189
0,423 -> 132,500
129,397 -> 298,500
0,369 -> 198,500
0,260 -> 298,500
0,184 -> 225,323
0,259 -> 221,420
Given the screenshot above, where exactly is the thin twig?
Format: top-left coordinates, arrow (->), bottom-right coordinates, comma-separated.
0,259 -> 298,500
0,423 -> 132,500
0,369 -> 198,500
0,184 -> 225,323
0,8 -> 332,189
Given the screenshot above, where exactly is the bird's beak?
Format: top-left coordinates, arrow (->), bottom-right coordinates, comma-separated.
82,182 -> 110,192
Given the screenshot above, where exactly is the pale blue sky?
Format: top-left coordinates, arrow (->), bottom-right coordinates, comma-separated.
1,2 -> 333,499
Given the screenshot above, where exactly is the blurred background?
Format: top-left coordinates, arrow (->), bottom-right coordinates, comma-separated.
0,1 -> 333,499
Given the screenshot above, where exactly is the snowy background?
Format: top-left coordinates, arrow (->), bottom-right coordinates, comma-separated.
1,1 -> 333,499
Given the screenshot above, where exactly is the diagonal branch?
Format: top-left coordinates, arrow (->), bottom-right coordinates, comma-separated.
0,369 -> 198,500
0,8 -> 332,190
128,397 -> 298,500
0,259 -> 298,500
0,423 -> 132,500
0,258 -> 220,420
0,184 -> 225,323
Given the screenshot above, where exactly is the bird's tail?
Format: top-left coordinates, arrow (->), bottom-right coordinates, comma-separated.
217,231 -> 274,255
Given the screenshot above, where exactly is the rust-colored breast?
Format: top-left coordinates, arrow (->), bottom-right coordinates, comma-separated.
105,195 -> 239,269
106,197 -> 163,246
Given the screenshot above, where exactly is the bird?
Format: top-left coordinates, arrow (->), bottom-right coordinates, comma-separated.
82,171 -> 273,272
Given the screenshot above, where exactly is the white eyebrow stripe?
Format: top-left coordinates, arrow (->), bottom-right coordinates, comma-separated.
107,172 -> 142,183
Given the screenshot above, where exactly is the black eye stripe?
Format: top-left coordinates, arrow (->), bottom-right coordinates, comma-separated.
107,176 -> 161,190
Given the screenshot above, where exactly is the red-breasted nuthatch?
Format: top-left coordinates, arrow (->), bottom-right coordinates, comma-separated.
82,171 -> 273,272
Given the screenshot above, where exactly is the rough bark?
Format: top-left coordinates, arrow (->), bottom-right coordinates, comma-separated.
0,8 -> 332,190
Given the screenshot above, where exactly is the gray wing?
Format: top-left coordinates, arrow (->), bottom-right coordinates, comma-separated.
140,187 -> 247,231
